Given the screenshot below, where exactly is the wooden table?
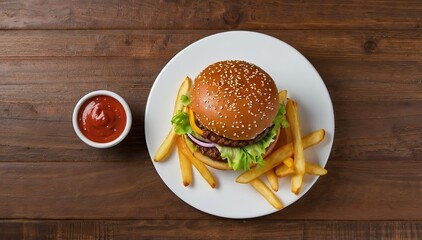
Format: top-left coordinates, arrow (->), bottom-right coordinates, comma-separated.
0,1 -> 421,239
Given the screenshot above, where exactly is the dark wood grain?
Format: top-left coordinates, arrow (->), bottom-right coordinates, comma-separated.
0,57 -> 158,161
0,30 -> 420,60
0,0 -> 421,238
0,160 -> 420,220
0,220 -> 420,240
0,0 -> 421,30
0,58 -> 419,162
0,31 -> 420,162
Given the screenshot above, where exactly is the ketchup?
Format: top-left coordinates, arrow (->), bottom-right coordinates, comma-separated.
77,95 -> 127,143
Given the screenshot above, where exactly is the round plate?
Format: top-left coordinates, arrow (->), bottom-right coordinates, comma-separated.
145,31 -> 334,219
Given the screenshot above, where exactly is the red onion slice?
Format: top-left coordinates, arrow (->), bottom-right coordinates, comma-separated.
187,133 -> 215,148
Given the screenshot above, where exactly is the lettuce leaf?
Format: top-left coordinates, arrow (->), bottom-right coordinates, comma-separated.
216,104 -> 288,171
171,111 -> 192,135
216,124 -> 277,171
180,94 -> 191,106
215,147 -> 255,171
274,104 -> 289,129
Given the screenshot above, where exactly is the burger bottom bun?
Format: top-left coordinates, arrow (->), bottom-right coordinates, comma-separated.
184,129 -> 281,171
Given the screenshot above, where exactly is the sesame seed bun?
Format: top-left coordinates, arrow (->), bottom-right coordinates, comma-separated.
191,60 -> 280,140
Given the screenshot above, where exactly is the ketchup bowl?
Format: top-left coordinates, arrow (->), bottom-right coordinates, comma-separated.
72,90 -> 132,148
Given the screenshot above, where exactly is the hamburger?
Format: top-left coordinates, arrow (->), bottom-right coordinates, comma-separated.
171,60 -> 288,171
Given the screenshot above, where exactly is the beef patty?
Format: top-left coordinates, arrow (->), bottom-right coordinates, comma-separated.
201,125 -> 273,147
192,125 -> 274,162
196,145 -> 223,161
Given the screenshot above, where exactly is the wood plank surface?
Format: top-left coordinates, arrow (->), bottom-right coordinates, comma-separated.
0,30 -> 421,60
0,57 -> 420,161
0,160 -> 420,220
0,0 -> 420,30
0,220 -> 419,240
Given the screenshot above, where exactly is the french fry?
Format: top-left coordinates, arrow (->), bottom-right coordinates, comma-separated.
154,128 -> 177,162
290,173 -> 304,195
236,129 -> 325,183
283,157 -> 294,168
276,161 -> 327,177
278,90 -> 287,104
173,77 -> 192,115
265,169 -> 279,191
274,157 -> 294,177
286,99 -> 305,174
274,154 -> 293,177
275,163 -> 295,177
305,162 -> 328,176
154,77 -> 192,161
286,99 -> 305,194
176,136 -> 193,186
178,136 -> 217,188
250,178 -> 283,210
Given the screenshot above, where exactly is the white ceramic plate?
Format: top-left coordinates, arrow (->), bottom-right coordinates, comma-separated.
145,31 -> 334,219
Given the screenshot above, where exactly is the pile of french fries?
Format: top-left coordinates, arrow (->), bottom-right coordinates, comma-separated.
154,77 -> 327,210
154,77 -> 217,188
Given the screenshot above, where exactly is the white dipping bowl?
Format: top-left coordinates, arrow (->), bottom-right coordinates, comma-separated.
72,90 -> 132,148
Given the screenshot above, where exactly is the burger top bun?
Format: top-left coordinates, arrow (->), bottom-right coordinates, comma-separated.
191,60 -> 280,141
